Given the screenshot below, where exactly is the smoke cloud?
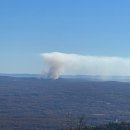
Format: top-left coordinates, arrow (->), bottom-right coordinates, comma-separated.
41,52 -> 130,79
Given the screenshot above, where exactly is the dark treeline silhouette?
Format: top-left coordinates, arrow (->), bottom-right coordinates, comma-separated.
62,115 -> 130,130
62,122 -> 130,130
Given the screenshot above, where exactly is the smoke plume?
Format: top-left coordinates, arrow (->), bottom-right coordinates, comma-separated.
41,52 -> 130,79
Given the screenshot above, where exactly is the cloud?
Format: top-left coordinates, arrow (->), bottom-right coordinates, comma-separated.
41,52 -> 130,79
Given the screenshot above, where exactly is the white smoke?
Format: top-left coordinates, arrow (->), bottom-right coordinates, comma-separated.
41,52 -> 130,79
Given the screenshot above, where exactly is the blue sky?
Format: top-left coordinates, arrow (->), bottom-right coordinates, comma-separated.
0,0 -> 130,73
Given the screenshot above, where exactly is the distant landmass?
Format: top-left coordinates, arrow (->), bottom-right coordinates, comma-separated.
1,73 -> 130,82
0,73 -> 40,78
0,76 -> 130,129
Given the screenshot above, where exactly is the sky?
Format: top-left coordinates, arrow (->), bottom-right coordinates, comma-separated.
0,0 -> 130,74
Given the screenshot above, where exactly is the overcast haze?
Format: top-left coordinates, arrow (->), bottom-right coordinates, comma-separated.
0,0 -> 130,74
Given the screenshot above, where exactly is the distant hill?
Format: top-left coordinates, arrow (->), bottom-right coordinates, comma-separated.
0,73 -> 40,78
61,75 -> 130,82
1,73 -> 130,82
